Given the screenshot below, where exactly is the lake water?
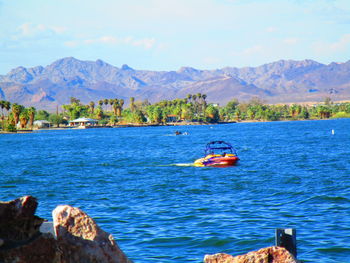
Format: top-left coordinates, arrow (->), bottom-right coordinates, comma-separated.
1,119 -> 350,262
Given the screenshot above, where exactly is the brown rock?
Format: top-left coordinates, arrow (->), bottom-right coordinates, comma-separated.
0,233 -> 61,263
204,246 -> 297,263
53,205 -> 132,263
0,196 -> 60,263
0,196 -> 44,241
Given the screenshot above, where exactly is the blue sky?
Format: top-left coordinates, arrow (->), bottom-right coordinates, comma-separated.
0,0 -> 350,74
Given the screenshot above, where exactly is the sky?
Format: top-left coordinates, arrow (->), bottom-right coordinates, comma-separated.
0,0 -> 350,74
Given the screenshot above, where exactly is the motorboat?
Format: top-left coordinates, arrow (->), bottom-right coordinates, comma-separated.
194,141 -> 239,167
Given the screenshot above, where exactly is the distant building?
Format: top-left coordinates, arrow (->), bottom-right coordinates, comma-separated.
166,114 -> 178,123
33,120 -> 51,128
69,117 -> 98,127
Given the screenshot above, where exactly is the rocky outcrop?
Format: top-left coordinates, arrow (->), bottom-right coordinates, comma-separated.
204,246 -> 297,263
53,205 -> 132,263
0,196 -> 43,242
0,196 -> 61,263
1,196 -> 299,263
0,196 -> 132,263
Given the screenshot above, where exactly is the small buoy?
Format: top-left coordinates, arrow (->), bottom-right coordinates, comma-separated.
331,129 -> 335,135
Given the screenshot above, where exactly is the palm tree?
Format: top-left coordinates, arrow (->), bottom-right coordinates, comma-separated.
27,107 -> 36,128
96,106 -> 103,120
98,100 -> 103,107
19,109 -> 29,128
11,103 -> 23,125
201,94 -> 207,115
112,99 -> 119,116
0,100 -> 4,119
1,100 -> 11,119
89,101 -> 95,115
186,94 -> 192,104
109,99 -> 114,112
70,97 -> 80,104
104,99 -> 109,111
130,97 -> 135,112
192,94 -> 197,103
4,101 -> 11,114
119,99 -> 124,117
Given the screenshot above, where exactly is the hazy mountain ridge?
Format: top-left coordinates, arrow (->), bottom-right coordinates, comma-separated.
1,57 -> 350,111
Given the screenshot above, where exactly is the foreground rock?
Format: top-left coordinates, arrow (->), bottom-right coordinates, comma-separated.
53,205 -> 132,263
204,246 -> 297,263
0,196 -> 61,263
0,196 -> 132,263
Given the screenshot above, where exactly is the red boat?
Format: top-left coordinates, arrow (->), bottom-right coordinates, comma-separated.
194,141 -> 239,167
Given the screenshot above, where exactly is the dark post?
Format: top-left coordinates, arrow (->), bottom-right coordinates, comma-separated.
275,228 -> 297,259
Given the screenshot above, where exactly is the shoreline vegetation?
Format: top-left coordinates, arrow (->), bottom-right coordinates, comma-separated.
1,95 -> 350,133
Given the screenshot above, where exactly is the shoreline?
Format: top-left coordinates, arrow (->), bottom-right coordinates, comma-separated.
1,117 -> 348,134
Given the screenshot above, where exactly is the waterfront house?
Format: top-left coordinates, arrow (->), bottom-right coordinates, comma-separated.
33,120 -> 51,128
166,114 -> 178,123
69,117 -> 98,127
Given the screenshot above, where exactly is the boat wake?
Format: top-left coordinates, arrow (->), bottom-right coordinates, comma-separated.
173,163 -> 194,167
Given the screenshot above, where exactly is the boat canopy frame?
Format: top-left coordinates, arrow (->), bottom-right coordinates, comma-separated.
204,141 -> 237,156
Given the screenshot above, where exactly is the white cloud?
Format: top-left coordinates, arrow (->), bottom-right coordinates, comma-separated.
314,34 -> 350,53
64,35 -> 156,50
16,23 -> 65,38
242,45 -> 263,55
84,36 -> 119,45
283,37 -> 298,45
266,26 -> 277,33
329,34 -> 350,51
129,38 -> 156,49
63,40 -> 79,48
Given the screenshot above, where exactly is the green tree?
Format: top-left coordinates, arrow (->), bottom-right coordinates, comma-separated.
27,107 -> 36,128
122,109 -> 146,123
324,97 -> 332,106
19,108 -> 29,128
205,104 -> 220,123
109,115 -> 118,125
130,97 -> 135,112
104,99 -> 109,111
146,105 -> 163,123
89,101 -> 95,115
49,114 -> 63,128
0,100 -> 4,119
317,105 -> 331,119
70,97 -> 80,104
119,99 -> 124,117
109,99 -> 114,112
11,103 -> 23,125
112,99 -> 119,116
62,99 -> 88,120
96,106 -> 104,120
36,110 -> 50,120
299,106 -> 309,119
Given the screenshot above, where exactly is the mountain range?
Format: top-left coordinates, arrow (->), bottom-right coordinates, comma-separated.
1,57 -> 350,111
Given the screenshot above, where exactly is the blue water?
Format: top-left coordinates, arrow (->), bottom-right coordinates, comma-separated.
1,119 -> 350,262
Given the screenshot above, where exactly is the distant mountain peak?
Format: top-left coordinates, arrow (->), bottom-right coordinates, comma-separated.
7,66 -> 34,83
177,66 -> 200,74
121,64 -> 133,71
